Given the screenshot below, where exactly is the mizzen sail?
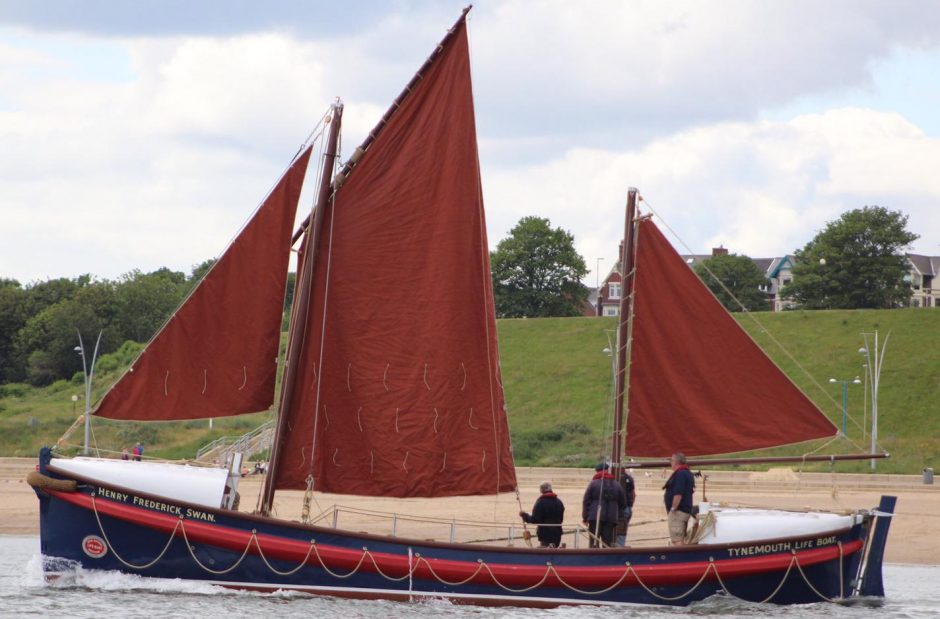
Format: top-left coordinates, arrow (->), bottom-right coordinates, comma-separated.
269,15 -> 517,498
95,148 -> 312,421
623,218 -> 837,457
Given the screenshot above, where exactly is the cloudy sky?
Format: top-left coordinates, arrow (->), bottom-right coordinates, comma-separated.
2,0 -> 939,286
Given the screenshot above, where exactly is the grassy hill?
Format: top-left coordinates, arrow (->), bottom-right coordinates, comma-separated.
1,309 -> 937,473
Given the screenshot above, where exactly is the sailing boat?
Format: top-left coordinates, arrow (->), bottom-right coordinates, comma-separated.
32,8 -> 894,607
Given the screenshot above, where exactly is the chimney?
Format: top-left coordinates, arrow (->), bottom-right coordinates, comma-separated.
712,246 -> 728,257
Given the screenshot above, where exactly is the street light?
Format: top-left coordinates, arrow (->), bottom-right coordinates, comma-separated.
75,330 -> 103,456
860,330 -> 889,471
828,376 -> 861,436
861,364 -> 868,440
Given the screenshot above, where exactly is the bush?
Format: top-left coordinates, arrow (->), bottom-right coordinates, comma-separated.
116,423 -> 159,446
95,340 -> 144,375
0,383 -> 29,398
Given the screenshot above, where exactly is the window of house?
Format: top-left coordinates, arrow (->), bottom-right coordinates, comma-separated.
603,306 -> 619,317
781,278 -> 791,287
609,283 -> 622,299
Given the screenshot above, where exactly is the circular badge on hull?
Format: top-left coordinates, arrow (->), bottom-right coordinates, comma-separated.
82,535 -> 108,559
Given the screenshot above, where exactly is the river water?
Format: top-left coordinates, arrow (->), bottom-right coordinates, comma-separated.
2,535 -> 938,618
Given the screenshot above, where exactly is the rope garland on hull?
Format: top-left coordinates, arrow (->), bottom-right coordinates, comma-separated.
70,489 -> 857,605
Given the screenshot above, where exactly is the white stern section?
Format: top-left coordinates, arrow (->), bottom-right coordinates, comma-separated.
696,502 -> 863,544
49,457 -> 229,509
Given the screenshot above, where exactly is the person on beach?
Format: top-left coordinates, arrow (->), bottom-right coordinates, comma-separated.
133,442 -> 144,461
519,482 -> 566,548
121,446 -> 129,461
582,462 -> 626,548
663,452 -> 695,545
616,468 -> 637,546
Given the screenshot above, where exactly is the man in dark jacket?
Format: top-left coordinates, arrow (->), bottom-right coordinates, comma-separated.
663,452 -> 695,545
582,462 -> 626,548
520,482 -> 565,548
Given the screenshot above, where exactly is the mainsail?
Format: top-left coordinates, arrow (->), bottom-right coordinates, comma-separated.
623,217 -> 837,457
268,15 -> 517,498
95,148 -> 312,421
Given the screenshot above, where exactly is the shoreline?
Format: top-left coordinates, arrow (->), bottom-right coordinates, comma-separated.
4,458 -> 937,565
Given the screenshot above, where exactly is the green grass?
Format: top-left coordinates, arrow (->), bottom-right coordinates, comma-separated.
497,309 -> 940,473
2,309 -> 938,473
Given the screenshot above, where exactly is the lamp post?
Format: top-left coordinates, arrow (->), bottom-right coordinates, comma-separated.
828,376 -> 861,436
861,364 -> 868,440
860,331 -> 889,471
75,330 -> 103,456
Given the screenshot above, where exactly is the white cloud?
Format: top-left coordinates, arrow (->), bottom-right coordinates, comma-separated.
471,0 -> 940,145
2,2 -> 940,284
484,108 -> 940,285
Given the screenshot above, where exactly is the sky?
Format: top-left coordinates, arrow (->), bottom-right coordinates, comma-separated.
2,0 -> 940,287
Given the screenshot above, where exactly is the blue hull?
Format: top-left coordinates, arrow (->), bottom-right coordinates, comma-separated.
34,457 -> 895,607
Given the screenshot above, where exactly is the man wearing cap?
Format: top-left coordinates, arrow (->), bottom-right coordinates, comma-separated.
519,482 -> 566,548
582,462 -> 626,548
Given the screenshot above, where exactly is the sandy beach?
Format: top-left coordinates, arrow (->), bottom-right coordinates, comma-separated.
3,458 -> 937,564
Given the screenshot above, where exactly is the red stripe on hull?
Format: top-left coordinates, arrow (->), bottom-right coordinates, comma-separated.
50,489 -> 861,589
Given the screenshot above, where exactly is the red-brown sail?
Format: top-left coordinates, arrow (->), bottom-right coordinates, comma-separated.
95,148 -> 312,420
269,16 -> 517,498
623,218 -> 837,457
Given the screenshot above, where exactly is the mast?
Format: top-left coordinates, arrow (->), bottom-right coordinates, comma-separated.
261,102 -> 344,515
611,188 -> 637,478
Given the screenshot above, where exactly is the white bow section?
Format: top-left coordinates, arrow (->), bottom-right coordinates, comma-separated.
49,457 -> 230,509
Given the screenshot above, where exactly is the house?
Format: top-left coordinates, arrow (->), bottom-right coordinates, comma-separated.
765,255 -> 797,311
907,254 -> 940,308
591,242 -> 939,316
594,242 -> 625,317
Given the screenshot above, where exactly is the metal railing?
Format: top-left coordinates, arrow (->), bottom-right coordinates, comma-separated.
304,504 -> 601,548
195,420 -> 274,463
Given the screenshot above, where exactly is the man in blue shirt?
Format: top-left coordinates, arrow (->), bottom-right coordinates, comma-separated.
662,452 -> 695,545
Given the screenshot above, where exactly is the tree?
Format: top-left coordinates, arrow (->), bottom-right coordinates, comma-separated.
113,268 -> 188,343
784,206 -> 919,309
2,276 -> 88,383
0,281 -> 26,383
13,282 -> 117,385
693,254 -> 770,312
490,217 -> 588,318
188,259 -> 216,291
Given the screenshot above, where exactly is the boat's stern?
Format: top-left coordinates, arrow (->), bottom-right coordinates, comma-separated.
850,495 -> 897,599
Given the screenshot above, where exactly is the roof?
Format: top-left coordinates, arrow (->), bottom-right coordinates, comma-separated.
907,254 -> 940,276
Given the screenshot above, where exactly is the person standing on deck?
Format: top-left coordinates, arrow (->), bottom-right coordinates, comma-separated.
616,468 -> 637,546
582,462 -> 626,548
519,482 -> 566,548
663,452 -> 695,545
